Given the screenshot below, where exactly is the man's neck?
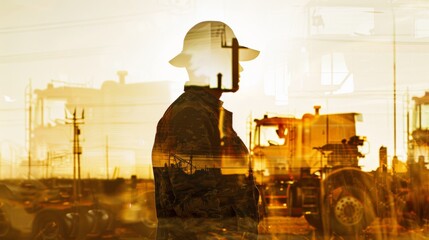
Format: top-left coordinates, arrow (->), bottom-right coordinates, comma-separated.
184,86 -> 222,99
204,88 -> 222,99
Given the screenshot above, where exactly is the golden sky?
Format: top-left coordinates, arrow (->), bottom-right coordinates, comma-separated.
1,0 -> 429,173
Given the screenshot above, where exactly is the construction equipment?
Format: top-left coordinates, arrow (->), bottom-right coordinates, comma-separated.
251,92 -> 429,235
395,91 -> 429,229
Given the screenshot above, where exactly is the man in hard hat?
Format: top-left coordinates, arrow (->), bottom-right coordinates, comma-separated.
152,21 -> 260,239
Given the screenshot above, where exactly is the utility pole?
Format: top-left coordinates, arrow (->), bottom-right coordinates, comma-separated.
392,8 -> 397,159
66,108 -> 84,203
25,80 -> 32,179
391,2 -> 398,173
106,135 -> 109,179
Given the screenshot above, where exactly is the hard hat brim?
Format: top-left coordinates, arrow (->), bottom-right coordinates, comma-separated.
169,47 -> 260,68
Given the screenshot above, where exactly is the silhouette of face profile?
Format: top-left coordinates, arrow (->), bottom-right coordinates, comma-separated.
170,21 -> 259,90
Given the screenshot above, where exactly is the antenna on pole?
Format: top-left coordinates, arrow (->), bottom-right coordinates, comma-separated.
391,1 -> 398,173
393,7 -> 397,158
66,108 -> 85,203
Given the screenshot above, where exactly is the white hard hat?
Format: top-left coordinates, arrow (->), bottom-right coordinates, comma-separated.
169,21 -> 259,68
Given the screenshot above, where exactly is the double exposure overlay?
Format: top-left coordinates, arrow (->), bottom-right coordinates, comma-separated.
1,1 -> 429,239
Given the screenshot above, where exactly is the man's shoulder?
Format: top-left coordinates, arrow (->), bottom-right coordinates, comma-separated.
170,90 -> 215,111
173,90 -> 199,104
161,93 -> 216,125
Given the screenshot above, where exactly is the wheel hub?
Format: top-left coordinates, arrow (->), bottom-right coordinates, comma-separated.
41,220 -> 60,238
334,195 -> 364,226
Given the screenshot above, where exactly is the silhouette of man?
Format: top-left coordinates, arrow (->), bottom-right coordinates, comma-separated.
152,21 -> 260,239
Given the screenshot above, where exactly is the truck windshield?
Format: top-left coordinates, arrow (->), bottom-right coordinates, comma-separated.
258,125 -> 287,146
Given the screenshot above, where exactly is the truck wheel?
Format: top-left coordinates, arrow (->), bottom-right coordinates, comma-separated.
0,209 -> 18,240
318,168 -> 376,236
0,209 -> 11,237
327,186 -> 375,236
304,213 -> 322,230
32,211 -> 68,240
86,207 -> 115,238
395,189 -> 429,229
129,221 -> 157,239
304,168 -> 376,235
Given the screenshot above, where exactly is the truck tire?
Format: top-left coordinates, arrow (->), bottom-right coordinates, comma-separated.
303,190 -> 374,236
327,186 -> 375,236
0,209 -> 19,240
396,189 -> 429,229
32,210 -> 68,240
323,168 -> 376,236
85,206 -> 115,238
304,213 -> 322,230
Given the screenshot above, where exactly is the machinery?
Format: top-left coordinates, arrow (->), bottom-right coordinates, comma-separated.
394,91 -> 429,229
408,91 -> 429,165
252,107 -> 374,235
0,179 -> 115,240
252,92 -> 429,236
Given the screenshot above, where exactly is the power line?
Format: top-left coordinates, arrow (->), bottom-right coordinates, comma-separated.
0,108 -> 25,112
0,47 -> 109,63
0,11 -> 157,34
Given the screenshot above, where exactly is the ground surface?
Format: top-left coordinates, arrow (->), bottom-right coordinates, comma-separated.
93,216 -> 429,240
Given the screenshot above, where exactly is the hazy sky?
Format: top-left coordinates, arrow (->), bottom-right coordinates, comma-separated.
1,0 -> 429,171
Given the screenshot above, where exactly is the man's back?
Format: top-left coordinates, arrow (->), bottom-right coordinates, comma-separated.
151,20 -> 260,239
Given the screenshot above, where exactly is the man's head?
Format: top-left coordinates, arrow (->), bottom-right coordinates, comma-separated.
170,21 -> 259,92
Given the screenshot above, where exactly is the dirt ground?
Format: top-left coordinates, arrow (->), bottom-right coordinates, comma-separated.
258,216 -> 429,240
19,216 -> 429,239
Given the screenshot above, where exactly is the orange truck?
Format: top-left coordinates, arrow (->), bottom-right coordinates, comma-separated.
252,92 -> 429,236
